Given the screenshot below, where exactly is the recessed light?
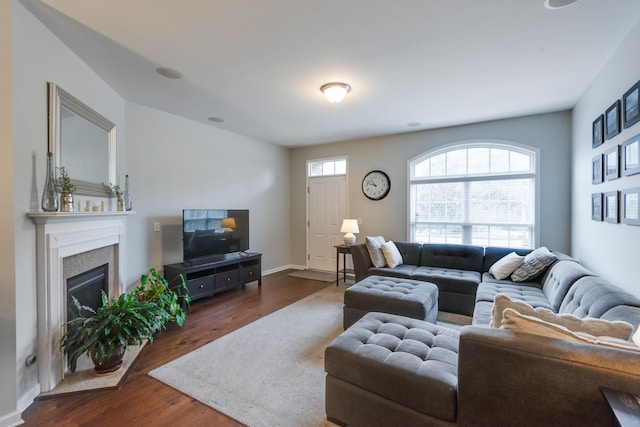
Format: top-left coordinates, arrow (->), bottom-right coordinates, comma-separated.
544,0 -> 578,9
208,117 -> 224,123
156,67 -> 183,79
407,122 -> 422,127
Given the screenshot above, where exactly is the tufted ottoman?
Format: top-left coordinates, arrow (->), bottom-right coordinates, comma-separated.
343,275 -> 439,329
325,312 -> 460,427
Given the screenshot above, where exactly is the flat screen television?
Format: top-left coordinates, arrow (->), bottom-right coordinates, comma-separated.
182,209 -> 249,262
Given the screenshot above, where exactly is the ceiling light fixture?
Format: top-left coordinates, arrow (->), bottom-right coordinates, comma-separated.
208,117 -> 224,123
156,67 -> 183,79
320,82 -> 351,103
544,0 -> 578,9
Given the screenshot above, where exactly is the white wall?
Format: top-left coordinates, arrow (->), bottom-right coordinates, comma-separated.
290,111 -> 572,267
0,0 -> 19,425
123,103 -> 291,287
10,0 -> 126,414
572,20 -> 640,297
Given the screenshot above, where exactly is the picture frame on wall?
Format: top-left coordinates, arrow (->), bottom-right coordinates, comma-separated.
604,145 -> 620,181
593,115 -> 604,148
604,191 -> 619,224
623,80 -> 640,129
592,154 -> 603,184
605,100 -> 621,140
622,133 -> 640,176
591,193 -> 603,221
622,187 -> 640,225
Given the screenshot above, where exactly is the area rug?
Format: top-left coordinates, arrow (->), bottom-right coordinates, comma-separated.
287,269 -> 337,283
149,285 -> 344,427
39,340 -> 147,399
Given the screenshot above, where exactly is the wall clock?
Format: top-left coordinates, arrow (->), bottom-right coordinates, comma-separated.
362,170 -> 391,200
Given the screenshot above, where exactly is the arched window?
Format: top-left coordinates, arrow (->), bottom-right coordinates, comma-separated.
408,142 -> 537,248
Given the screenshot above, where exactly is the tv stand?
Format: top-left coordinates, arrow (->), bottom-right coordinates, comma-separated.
164,252 -> 261,308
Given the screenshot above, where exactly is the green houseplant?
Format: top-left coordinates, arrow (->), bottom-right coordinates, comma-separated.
61,290 -> 168,374
58,167 -> 76,212
133,268 -> 190,326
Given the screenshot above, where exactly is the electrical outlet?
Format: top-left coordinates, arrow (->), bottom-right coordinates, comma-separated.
153,222 -> 161,232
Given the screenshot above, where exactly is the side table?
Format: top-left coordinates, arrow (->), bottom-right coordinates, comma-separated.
335,244 -> 354,286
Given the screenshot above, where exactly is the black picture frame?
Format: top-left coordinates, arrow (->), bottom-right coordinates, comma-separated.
604,191 -> 619,224
605,100 -> 621,140
591,193 -> 603,221
622,187 -> 640,225
592,115 -> 604,148
592,154 -> 603,184
604,145 -> 619,181
622,133 -> 640,177
623,80 -> 640,129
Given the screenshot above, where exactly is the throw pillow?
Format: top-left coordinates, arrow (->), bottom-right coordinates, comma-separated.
491,294 -> 633,340
489,252 -> 524,280
381,241 -> 403,268
501,308 -> 640,352
365,236 -> 386,268
510,246 -> 557,282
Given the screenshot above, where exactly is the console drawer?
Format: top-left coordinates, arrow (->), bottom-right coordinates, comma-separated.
186,275 -> 215,298
215,270 -> 239,289
240,264 -> 261,283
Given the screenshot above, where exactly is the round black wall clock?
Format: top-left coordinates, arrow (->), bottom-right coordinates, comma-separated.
362,170 -> 391,200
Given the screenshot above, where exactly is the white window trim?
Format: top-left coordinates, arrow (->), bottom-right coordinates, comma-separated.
406,139 -> 540,247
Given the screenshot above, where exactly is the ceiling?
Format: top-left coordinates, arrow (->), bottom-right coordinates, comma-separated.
21,0 -> 640,147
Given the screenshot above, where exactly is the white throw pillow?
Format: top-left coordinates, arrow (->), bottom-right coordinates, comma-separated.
510,246 -> 557,282
381,241 -> 403,268
489,252 -> 524,280
365,236 -> 386,268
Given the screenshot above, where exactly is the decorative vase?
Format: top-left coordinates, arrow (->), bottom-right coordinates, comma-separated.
90,345 -> 125,375
123,174 -> 132,211
60,194 -> 74,212
117,197 -> 125,211
41,152 -> 59,212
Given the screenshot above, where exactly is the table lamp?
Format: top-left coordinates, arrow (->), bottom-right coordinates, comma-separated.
340,219 -> 359,245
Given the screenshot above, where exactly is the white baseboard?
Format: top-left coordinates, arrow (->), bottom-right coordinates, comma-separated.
0,410 -> 24,427
262,264 -> 306,276
17,383 -> 39,413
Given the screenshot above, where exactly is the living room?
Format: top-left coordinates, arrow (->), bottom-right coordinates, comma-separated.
2,0 -> 640,425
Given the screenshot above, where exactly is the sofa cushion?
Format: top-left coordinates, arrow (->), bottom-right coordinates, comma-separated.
560,276 -> 640,318
480,272 -> 541,288
471,301 -> 494,326
488,252 -> 524,280
475,282 -> 552,310
394,242 -> 423,266
368,265 -> 417,279
325,312 -> 460,421
540,260 -> 594,311
411,266 -> 480,295
511,247 -> 557,282
365,236 -> 386,268
421,244 -> 484,273
381,241 -> 403,268
500,308 -> 640,352
491,294 -> 633,339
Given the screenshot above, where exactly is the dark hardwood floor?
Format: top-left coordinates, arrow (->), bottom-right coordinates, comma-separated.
22,269 -> 334,427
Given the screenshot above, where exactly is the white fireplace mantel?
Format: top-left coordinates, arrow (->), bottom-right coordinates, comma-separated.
28,210 -> 136,392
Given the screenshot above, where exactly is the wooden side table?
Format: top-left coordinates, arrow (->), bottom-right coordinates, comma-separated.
335,244 -> 353,286
601,387 -> 640,427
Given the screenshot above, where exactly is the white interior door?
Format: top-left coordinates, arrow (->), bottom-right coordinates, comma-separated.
308,175 -> 346,271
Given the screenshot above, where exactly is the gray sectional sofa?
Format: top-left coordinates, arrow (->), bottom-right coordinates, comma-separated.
326,242 -> 640,426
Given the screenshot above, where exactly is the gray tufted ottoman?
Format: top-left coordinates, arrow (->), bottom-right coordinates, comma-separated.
343,275 -> 439,329
325,312 -> 460,426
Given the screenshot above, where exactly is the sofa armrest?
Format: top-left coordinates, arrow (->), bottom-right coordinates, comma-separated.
350,243 -> 372,283
457,326 -> 640,427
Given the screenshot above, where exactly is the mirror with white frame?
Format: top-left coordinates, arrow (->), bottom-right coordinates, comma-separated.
48,82 -> 116,197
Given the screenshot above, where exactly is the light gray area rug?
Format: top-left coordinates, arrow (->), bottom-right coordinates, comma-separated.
287,269 -> 337,283
149,285 -> 344,427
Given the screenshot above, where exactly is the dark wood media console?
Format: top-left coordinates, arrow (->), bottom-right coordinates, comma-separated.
164,252 -> 261,307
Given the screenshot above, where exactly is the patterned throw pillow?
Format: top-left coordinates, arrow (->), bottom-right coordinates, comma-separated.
489,252 -> 524,280
381,241 -> 403,268
510,247 -> 557,282
365,236 -> 386,268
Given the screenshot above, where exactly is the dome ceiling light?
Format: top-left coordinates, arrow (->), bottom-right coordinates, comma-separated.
320,82 -> 351,103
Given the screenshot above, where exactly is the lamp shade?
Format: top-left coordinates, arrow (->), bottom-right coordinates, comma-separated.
221,217 -> 236,229
321,82 -> 351,103
340,219 -> 359,234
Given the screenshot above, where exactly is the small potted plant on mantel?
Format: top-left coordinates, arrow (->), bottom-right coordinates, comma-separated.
109,182 -> 124,211
58,167 -> 76,212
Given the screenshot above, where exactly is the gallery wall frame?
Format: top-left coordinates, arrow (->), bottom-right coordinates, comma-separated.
592,154 -> 603,184
623,80 -> 640,129
605,100 -> 621,140
604,191 -> 619,224
591,193 -> 603,221
622,133 -> 640,177
622,187 -> 640,225
592,115 -> 604,148
604,145 -> 620,181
